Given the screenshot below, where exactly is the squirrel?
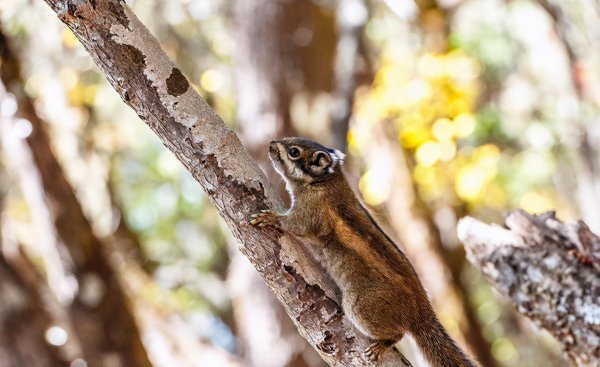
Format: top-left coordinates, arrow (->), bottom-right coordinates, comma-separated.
250,137 -> 478,367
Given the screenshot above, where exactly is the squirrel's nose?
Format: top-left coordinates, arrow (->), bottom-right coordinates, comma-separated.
268,142 -> 280,159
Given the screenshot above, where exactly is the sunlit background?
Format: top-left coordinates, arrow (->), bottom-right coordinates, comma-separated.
2,0 -> 600,366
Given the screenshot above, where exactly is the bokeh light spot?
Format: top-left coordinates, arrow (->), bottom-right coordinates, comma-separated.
492,338 -> 516,362
359,169 -> 390,206
45,326 -> 68,346
200,69 -> 225,93
432,118 -> 454,141
454,113 -> 477,138
415,141 -> 440,167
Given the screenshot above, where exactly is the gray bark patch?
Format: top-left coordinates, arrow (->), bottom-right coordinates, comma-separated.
166,68 -> 189,96
459,211 -> 600,365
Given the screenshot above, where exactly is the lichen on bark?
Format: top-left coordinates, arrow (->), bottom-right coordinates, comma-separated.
458,210 -> 600,366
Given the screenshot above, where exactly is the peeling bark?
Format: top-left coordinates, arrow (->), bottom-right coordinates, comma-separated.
40,0 -> 411,365
458,210 -> 600,366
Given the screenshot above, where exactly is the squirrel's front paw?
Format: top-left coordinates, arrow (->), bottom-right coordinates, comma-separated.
249,210 -> 280,227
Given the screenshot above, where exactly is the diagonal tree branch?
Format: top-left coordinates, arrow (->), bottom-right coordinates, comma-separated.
39,0 -> 411,365
458,210 -> 599,366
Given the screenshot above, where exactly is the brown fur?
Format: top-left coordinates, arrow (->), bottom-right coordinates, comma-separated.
251,137 -> 477,366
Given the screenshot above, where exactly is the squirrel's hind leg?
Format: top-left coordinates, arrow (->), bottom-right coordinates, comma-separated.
364,336 -> 403,363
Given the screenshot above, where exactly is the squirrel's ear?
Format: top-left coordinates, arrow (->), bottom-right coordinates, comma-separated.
311,151 -> 332,171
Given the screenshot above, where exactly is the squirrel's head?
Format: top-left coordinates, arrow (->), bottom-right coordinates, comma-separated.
269,137 -> 345,185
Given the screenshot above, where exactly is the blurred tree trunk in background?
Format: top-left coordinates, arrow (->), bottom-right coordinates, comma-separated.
233,0 -> 337,152
0,29 -> 152,367
369,1 -> 497,365
535,0 -> 600,234
329,0 -> 368,151
1,25 -> 243,367
103,187 -> 244,367
414,0 -> 449,53
231,1 -> 335,366
0,215 -> 69,367
458,210 -> 599,366
0,257 -> 66,367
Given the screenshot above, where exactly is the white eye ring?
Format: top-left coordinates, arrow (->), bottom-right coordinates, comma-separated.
288,146 -> 301,159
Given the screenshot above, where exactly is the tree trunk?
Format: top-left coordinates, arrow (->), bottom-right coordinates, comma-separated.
39,0 -> 412,365
458,210 -> 599,366
0,26 -> 151,367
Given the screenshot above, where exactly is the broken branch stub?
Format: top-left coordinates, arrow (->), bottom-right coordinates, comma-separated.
458,210 -> 600,366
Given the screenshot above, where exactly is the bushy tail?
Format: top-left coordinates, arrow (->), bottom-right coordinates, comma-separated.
412,316 -> 478,367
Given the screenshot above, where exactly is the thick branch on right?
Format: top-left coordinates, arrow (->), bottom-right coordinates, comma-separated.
457,210 -> 600,366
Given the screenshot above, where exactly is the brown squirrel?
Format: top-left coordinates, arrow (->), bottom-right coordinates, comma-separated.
250,137 -> 478,367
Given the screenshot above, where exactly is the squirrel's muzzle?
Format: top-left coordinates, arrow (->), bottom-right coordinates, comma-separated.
268,141 -> 281,161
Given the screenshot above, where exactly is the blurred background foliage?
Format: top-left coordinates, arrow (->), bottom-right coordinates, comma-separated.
2,0 -> 599,366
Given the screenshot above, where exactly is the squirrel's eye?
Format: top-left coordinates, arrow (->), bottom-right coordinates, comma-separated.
288,147 -> 301,158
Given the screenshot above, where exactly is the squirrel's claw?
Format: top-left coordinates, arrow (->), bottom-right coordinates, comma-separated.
364,340 -> 395,363
249,210 -> 279,227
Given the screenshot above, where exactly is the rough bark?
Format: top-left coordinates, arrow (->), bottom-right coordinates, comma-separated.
39,0 -> 411,365
0,26 -> 151,367
458,210 -> 600,366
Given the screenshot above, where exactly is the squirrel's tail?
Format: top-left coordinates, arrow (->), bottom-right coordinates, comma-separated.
412,315 -> 478,367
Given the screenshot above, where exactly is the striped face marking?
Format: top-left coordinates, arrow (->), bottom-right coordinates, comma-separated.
268,138 -> 345,186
